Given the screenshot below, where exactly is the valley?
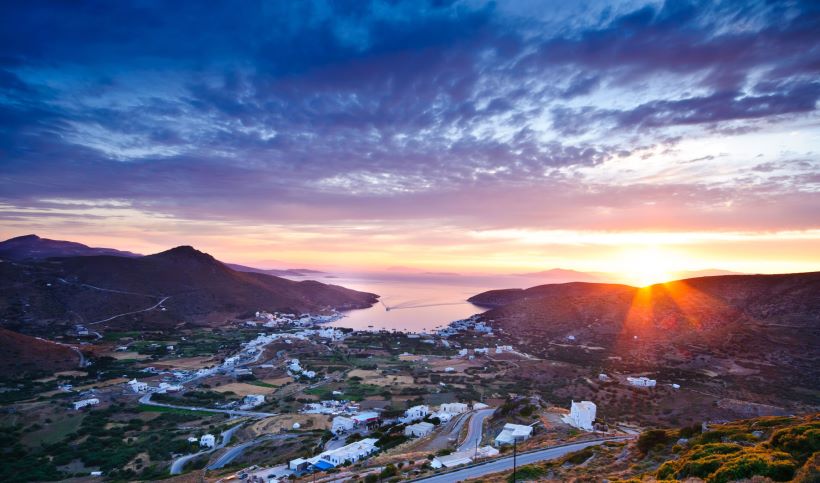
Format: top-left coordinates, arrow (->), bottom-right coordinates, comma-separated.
0,236 -> 817,482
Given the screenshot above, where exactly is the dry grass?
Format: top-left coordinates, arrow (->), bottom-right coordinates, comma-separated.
212,382 -> 276,396
244,414 -> 330,437
348,369 -> 414,386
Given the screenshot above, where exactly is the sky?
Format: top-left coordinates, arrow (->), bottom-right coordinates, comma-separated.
1,0 -> 819,284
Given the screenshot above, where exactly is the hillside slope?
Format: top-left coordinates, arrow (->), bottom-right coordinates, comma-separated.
0,234 -> 139,260
0,328 -> 80,375
0,246 -> 377,334
469,272 -> 820,405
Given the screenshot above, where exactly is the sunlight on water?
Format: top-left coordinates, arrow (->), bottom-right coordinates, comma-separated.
323,276 -> 489,332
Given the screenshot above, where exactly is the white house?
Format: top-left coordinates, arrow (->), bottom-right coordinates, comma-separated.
473,402 -> 489,410
496,345 -> 513,353
240,394 -> 265,410
73,398 -> 99,410
288,359 -> 302,372
439,402 -> 468,415
332,416 -> 355,434
431,450 -> 474,469
401,405 -> 429,423
494,423 -> 533,445
158,382 -> 182,393
351,411 -> 380,425
200,434 -> 216,448
568,400 -> 597,431
313,438 -> 379,468
127,379 -> 148,393
444,367 -> 455,373
289,458 -> 310,472
474,347 -> 490,354
627,376 -> 657,387
223,356 -> 240,366
458,348 -> 469,357
405,421 -> 435,438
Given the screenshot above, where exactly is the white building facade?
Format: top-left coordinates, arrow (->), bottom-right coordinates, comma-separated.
627,376 -> 657,387
494,423 -> 533,445
404,421 -> 435,438
569,400 -> 597,431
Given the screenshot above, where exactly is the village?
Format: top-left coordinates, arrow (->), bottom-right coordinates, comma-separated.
3,310 -> 696,482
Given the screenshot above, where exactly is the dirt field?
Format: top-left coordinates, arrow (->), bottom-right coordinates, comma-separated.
243,413 -> 331,437
261,376 -> 293,386
150,356 -> 216,369
212,382 -> 277,396
107,351 -> 152,360
348,369 -> 414,386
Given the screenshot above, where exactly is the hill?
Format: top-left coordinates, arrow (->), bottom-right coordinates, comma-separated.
0,328 -> 80,376
468,413 -> 819,483
468,272 -> 820,410
224,262 -> 325,277
0,245 -> 377,334
0,234 -> 139,260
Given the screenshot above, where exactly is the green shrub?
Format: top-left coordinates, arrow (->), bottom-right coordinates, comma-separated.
637,429 -> 672,453
769,422 -> 820,462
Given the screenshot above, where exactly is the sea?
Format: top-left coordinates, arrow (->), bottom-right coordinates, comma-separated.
284,271 -> 550,333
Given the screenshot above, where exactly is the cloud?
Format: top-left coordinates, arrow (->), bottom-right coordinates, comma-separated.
0,0 -> 817,249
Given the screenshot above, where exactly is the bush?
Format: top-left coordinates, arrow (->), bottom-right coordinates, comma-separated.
637,429 -> 671,453
509,464 -> 545,482
769,422 -> 820,462
380,464 -> 398,478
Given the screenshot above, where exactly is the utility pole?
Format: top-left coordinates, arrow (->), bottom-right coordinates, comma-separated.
512,439 -> 517,482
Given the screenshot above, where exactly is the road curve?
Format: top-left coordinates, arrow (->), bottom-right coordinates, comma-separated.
88,296 -> 171,326
457,408 -> 495,452
411,437 -> 631,483
170,423 -> 245,474
207,433 -> 298,470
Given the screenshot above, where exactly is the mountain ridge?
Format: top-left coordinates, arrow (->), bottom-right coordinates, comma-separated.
0,234 -> 140,260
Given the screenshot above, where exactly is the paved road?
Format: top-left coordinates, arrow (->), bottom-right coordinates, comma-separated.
139,393 -> 277,418
418,411 -> 472,451
412,437 -> 631,482
207,433 -> 298,470
170,423 -> 245,474
89,295 -> 171,325
457,408 -> 495,452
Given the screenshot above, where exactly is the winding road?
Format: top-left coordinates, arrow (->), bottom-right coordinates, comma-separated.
139,393 -> 277,418
207,433 -> 299,470
457,408 -> 495,452
411,437 -> 632,482
170,423 -> 245,474
88,295 -> 171,326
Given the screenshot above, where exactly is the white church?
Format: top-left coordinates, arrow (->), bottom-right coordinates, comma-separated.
566,400 -> 597,431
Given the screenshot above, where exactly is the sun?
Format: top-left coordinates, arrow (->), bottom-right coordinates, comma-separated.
616,247 -> 678,287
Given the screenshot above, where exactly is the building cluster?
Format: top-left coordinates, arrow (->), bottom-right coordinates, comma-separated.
126,378 -> 182,395
289,438 -> 379,473
627,376 -> 657,387
240,394 -> 266,410
331,411 -> 380,434
437,315 -> 494,337
72,398 -> 100,410
301,399 -> 359,415
253,311 -> 343,328
457,344 -> 515,357
286,359 -> 316,379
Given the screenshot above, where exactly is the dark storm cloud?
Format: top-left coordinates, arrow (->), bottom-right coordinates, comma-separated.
0,0 -> 818,231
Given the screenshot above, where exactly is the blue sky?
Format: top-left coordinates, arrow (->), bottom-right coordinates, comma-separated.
0,0 -> 818,276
